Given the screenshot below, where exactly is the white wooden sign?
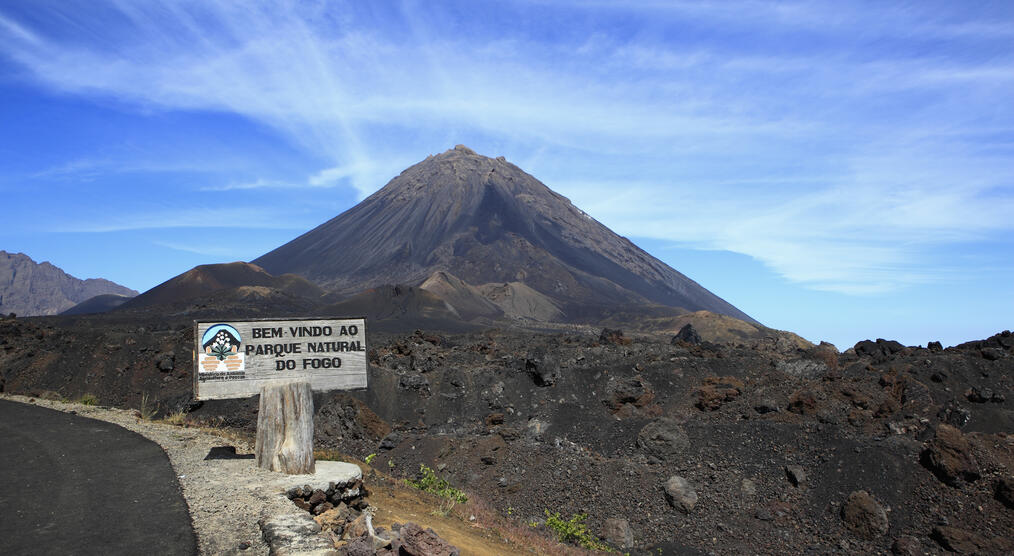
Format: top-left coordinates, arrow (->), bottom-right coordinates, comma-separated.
193,317 -> 367,400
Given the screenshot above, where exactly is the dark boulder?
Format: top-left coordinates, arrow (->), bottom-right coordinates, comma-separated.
671,324 -> 702,345
599,328 -> 630,345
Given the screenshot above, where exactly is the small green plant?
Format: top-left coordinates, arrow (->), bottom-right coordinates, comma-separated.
387,458 -> 395,469
544,510 -> 613,552
78,393 -> 98,406
364,453 -> 377,465
405,464 -> 468,503
138,392 -> 157,421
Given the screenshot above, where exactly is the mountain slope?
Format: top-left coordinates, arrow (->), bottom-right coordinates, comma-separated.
0,251 -> 137,316
60,294 -> 134,315
255,145 -> 755,324
117,262 -> 325,311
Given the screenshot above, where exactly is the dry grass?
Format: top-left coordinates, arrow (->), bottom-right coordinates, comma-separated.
138,392 -> 157,421
159,409 -> 187,426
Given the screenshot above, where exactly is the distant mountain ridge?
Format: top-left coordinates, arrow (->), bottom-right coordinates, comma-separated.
0,251 -> 137,316
255,145 -> 756,325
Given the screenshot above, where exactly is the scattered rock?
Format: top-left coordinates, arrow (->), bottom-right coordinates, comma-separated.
931,525 -> 1014,554
636,418 -> 689,460
524,350 -> 559,387
399,373 -> 431,393
392,522 -> 460,556
601,517 -> 634,550
891,535 -> 920,555
995,476 -> 1014,509
840,490 -> 888,538
156,352 -> 175,372
696,376 -> 743,411
784,465 -> 806,487
776,359 -> 827,378
663,476 -> 698,513
599,328 -> 630,345
965,386 -> 1004,403
345,535 -> 376,556
754,399 -> 780,414
927,341 -> 943,351
671,324 -> 702,345
379,432 -> 401,451
740,478 -> 757,496
603,376 -> 654,413
920,424 -> 980,486
788,389 -> 818,416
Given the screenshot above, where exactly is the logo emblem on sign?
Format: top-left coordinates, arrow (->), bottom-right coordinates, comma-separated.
200,323 -> 245,373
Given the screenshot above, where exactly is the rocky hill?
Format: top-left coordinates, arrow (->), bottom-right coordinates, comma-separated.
254,145 -> 755,325
0,251 -> 137,316
117,262 -> 326,312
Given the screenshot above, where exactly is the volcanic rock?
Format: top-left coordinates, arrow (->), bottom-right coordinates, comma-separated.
931,525 -> 1014,554
841,490 -> 888,538
663,476 -> 698,513
996,476 -> 1014,509
920,424 -> 980,486
891,536 -> 920,555
392,522 -> 460,556
636,418 -> 690,461
784,465 -> 806,487
601,518 -> 634,550
672,323 -> 702,345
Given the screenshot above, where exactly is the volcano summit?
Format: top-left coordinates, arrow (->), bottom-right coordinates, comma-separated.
256,145 -> 753,325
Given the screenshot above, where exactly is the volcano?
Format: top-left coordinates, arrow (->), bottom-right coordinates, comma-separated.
255,145 -> 754,324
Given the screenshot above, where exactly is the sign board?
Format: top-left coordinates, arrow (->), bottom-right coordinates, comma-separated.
193,317 -> 367,400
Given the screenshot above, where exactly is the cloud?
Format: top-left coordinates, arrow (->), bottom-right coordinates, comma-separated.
56,207 -> 310,233
1,1 -> 1011,294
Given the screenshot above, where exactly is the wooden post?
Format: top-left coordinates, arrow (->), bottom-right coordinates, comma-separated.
255,381 -> 315,474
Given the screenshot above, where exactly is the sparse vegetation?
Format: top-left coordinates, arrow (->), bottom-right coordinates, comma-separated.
544,510 -> 614,552
364,452 -> 377,465
431,497 -> 457,517
160,409 -> 186,426
78,393 -> 98,405
405,464 -> 468,503
138,392 -> 157,421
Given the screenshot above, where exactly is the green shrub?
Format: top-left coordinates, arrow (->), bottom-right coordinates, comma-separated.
405,464 -> 468,503
364,453 -> 377,465
79,393 -> 98,406
544,510 -> 613,552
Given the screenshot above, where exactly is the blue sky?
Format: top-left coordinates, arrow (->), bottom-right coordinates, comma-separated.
1,1 -> 1012,349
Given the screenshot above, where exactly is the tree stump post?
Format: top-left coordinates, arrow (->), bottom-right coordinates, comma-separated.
255,380 -> 315,474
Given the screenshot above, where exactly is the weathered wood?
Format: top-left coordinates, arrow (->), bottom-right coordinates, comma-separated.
255,381 -> 315,474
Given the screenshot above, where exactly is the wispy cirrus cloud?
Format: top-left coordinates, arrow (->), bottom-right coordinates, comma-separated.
1,1 -> 1011,295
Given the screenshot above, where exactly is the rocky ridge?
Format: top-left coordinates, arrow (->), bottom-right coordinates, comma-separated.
0,250 -> 137,316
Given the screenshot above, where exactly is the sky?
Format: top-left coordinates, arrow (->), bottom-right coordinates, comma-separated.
1,1 -> 1012,350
